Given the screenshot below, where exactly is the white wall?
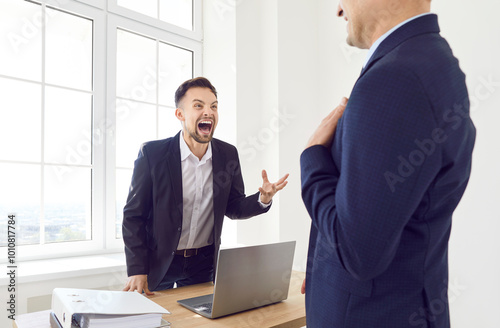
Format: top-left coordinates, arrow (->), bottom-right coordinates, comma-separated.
205,0 -> 500,327
274,0 -> 320,271
203,0 -> 240,246
205,0 -> 322,267
234,0 -> 280,245
432,1 -> 500,327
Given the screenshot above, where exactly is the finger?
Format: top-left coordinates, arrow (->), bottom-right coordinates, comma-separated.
301,279 -> 306,294
275,173 -> 290,185
324,98 -> 348,122
319,97 -> 347,123
332,98 -> 348,117
326,105 -> 345,124
261,169 -> 269,184
274,180 -> 288,191
123,280 -> 134,292
143,285 -> 154,295
131,283 -> 141,292
319,107 -> 345,134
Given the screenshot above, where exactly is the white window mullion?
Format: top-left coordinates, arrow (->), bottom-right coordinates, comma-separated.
40,1 -> 47,245
91,7 -> 107,250
105,13 -> 120,249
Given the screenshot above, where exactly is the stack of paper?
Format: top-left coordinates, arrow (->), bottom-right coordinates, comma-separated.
74,313 -> 163,328
51,288 -> 170,328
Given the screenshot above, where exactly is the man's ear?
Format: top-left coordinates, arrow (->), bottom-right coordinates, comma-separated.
175,108 -> 185,121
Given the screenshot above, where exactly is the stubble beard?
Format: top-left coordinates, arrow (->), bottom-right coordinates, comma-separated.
184,122 -> 214,144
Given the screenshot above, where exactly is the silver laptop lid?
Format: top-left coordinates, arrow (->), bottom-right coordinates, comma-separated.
211,241 -> 296,318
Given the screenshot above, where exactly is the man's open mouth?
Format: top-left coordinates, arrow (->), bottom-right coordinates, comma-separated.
198,120 -> 213,135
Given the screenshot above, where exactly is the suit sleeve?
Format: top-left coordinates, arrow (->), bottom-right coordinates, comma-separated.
122,144 -> 153,276
301,67 -> 442,281
224,147 -> 271,219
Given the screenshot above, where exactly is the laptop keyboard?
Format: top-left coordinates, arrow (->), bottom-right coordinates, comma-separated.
194,302 -> 213,313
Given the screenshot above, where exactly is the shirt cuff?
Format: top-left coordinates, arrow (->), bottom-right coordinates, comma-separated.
258,193 -> 272,208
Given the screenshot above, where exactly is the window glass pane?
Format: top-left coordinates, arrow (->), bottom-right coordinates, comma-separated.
0,0 -> 42,81
0,77 -> 41,162
158,106 -> 181,139
45,7 -> 93,91
44,166 -> 91,243
159,0 -> 193,30
0,163 -> 41,246
158,43 -> 193,107
115,99 -> 156,168
44,87 -> 92,165
117,0 -> 157,19
115,168 -> 133,238
117,29 -> 157,104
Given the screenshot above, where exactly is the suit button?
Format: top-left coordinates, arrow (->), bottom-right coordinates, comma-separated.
171,251 -> 175,255
178,227 -> 181,231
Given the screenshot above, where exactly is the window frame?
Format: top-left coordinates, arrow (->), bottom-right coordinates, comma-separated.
0,0 -> 203,262
105,13 -> 202,250
0,0 -> 105,262
108,0 -> 203,42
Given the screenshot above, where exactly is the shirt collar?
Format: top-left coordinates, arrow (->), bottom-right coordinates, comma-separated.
363,13 -> 432,68
179,131 -> 212,164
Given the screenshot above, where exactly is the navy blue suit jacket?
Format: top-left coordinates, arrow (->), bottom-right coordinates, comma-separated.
300,15 -> 475,327
123,132 -> 269,290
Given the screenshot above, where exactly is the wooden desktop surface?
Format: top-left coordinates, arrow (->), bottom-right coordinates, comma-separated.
150,270 -> 306,328
13,271 -> 306,328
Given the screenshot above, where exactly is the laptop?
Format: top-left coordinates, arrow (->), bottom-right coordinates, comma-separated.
177,240 -> 296,319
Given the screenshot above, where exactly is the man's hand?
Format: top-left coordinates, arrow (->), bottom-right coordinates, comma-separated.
306,97 -> 348,149
123,274 -> 154,295
301,278 -> 306,294
259,170 -> 289,204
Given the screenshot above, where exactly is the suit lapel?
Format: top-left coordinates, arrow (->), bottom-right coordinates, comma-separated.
211,139 -> 226,221
166,132 -> 183,217
359,14 -> 440,79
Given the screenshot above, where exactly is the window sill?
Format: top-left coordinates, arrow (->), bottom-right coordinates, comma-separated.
0,252 -> 126,286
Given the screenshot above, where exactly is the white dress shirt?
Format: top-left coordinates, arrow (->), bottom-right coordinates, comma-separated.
177,135 -> 215,250
363,13 -> 432,68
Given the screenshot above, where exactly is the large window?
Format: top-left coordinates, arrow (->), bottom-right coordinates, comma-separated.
0,1 -> 94,249
0,0 -> 202,260
114,28 -> 194,238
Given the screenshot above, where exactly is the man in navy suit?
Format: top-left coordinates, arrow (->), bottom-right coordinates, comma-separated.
122,77 -> 288,294
300,0 -> 475,327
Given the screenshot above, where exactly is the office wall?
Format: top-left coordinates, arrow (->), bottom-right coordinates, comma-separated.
205,0 -> 500,327
205,0 -> 321,266
433,1 -> 500,327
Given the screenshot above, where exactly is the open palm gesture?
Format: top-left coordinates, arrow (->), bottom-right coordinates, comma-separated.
259,170 -> 289,204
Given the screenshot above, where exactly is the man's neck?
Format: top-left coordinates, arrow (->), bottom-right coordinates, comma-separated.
183,132 -> 209,160
368,8 -> 431,48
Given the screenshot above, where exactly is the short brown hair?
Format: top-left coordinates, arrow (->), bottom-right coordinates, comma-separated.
174,77 -> 218,108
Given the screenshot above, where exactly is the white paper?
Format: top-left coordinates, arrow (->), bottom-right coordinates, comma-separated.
52,288 -> 170,328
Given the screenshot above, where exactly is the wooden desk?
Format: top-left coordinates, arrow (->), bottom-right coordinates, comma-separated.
14,271 -> 305,328
150,270 -> 306,328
